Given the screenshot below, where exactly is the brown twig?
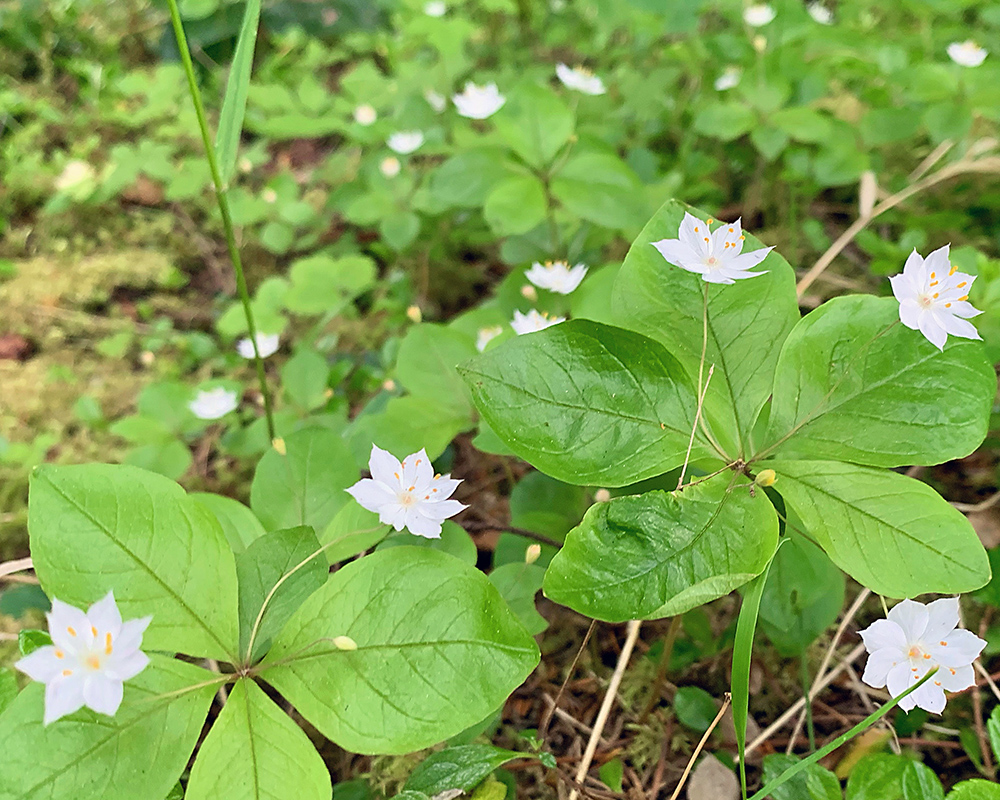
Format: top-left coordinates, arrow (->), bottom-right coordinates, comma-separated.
667,693 -> 732,800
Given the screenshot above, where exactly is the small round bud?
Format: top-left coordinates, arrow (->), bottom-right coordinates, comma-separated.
272,437 -> 287,455
594,488 -> 611,503
753,35 -> 767,52
262,188 -> 277,204
406,305 -> 423,323
525,544 -> 542,564
333,635 -> 358,651
382,379 -> 397,392
755,469 -> 776,487
139,350 -> 155,367
520,284 -> 539,302
380,156 -> 401,178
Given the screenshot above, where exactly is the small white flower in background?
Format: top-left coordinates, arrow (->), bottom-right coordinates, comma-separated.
511,309 -> 566,335
889,245 -> 982,351
189,387 -> 239,420
54,160 -> 96,192
807,3 -> 833,24
476,325 -> 504,352
425,89 -> 447,113
353,104 -> 377,126
452,82 -> 506,119
714,66 -> 742,91
948,40 -> 988,68
424,0 -> 446,16
525,261 -> 589,294
15,592 -> 151,725
555,64 -> 606,96
743,3 -> 775,26
380,156 -> 402,178
387,131 -> 425,155
652,212 -> 773,285
261,188 -> 278,204
520,284 -> 538,302
347,445 -> 467,538
236,332 -> 280,360
860,597 -> 986,714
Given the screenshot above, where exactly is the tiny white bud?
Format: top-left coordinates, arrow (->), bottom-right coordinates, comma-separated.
380,156 -> 401,178
272,437 -> 287,455
755,469 -> 777,488
753,35 -> 767,52
333,635 -> 358,651
525,544 -> 542,564
594,488 -> 611,503
382,379 -> 397,392
406,305 -> 423,323
520,284 -> 539,302
139,350 -> 155,367
262,188 -> 278,204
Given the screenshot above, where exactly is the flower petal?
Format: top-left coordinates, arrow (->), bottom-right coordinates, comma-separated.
901,249 -> 927,284
83,673 -> 125,717
428,476 -> 462,501
346,478 -> 397,513
678,213 -> 707,253
87,591 -> 123,639
938,312 -> 982,342
368,445 -> 402,487
897,297 -> 922,330
861,647 -> 902,688
922,597 -> 960,642
933,628 -> 986,667
381,503 -> 408,531
44,674 -> 87,725
726,247 -> 773,273
114,616 -> 152,655
938,663 -> 975,692
48,598 -> 93,652
418,499 -> 468,520
404,513 -> 443,539
651,239 -> 701,270
917,312 -> 948,350
887,599 -> 930,640
911,678 -> 947,714
924,244 -> 951,279
859,619 -> 907,653
106,649 -> 150,682
886,661 -> 919,711
15,646 -> 66,684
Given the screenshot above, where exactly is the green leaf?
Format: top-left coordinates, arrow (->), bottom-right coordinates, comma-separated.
550,152 -> 645,230
215,0 -> 261,186
543,473 -> 779,621
673,686 -> 719,732
483,175 -> 547,236
284,253 -> 376,315
613,198 -> 799,457
769,460 -> 989,597
948,780 -> 1000,799
599,758 -> 624,793
846,753 -> 905,800
236,526 -> 328,662
405,744 -> 527,795
460,319 -> 710,487
192,492 -> 268,553
29,464 -> 239,661
319,503 -> 390,563
761,754 -> 841,800
396,324 -> 477,416
494,84 -> 574,168
989,706 -> 1000,765
347,395 -> 472,465
260,548 -> 539,754
381,211 -> 421,251
185,679 -> 331,800
759,533 -> 845,656
770,107 -> 833,143
764,295 -> 994,467
18,629 -> 51,656
0,656 -> 215,800
429,149 -> 512,209
377,521 -> 478,566
0,668 -> 18,716
282,349 -> 331,412
901,761 -> 944,800
494,471 -> 586,568
489,562 -> 547,635
250,427 -> 358,534
123,439 -> 193,481
693,102 -> 756,141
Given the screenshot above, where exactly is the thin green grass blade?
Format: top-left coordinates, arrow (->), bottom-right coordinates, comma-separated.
748,670 -> 937,800
733,548 -> 778,799
215,0 -> 261,187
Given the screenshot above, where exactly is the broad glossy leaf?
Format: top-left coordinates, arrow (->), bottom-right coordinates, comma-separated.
185,679 -> 331,800
846,753 -> 905,800
769,460 -> 989,597
550,152 -> 645,230
948,780 -> 1000,799
396,324 -> 477,416
319,503 -> 390,563
250,426 -> 358,534
494,84 -> 574,168
764,295 -> 995,467
284,253 -> 375,316
377,521 -> 478,566
901,761 -> 944,800
236,526 -> 328,662
543,473 -> 779,621
761,755 -> 841,800
346,395 -> 472,465
0,669 -> 17,716
494,471 -> 587,568
613,199 -> 799,457
483,175 -> 547,237
459,319 -> 712,487
0,656 -> 215,800
260,547 -> 539,754
759,533 -> 845,656
405,744 -> 527,796
30,464 -> 239,661
489,563 -> 547,635
192,492 -> 267,553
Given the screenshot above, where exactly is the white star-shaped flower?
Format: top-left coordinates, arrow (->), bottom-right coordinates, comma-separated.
948,40 -> 988,68
16,592 -> 151,725
525,261 -> 588,294
714,66 -> 742,91
452,82 -> 506,120
651,212 -> 772,285
510,309 -> 565,335
889,245 -> 982,351
353,104 -> 377,126
555,64 -> 606,96
387,131 -> 425,155
346,445 -> 467,538
476,325 -> 504,352
743,3 -> 775,26
860,598 -> 986,714
425,89 -> 447,113
807,3 -> 833,24
424,0 -> 446,16
236,332 -> 280,359
189,387 -> 239,420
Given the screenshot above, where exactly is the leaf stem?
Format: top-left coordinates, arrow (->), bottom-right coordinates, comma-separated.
164,0 -> 276,441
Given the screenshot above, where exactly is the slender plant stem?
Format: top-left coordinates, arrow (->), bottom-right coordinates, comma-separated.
669,693 -> 732,800
165,0 -> 276,441
801,655 -> 816,751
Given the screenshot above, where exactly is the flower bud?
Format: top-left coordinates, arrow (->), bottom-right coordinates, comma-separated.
272,437 -> 287,455
525,544 -> 542,564
520,284 -> 539,302
594,488 -> 611,503
406,305 -> 423,323
755,469 -> 776,487
333,635 -> 358,651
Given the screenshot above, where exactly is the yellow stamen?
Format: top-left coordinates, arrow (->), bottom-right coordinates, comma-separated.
105,632 -> 113,655
739,235 -> 745,240
706,218 -> 714,224
933,293 -> 939,298
929,281 -> 938,287
956,281 -> 967,288
67,627 -> 76,637
694,226 -> 699,233
91,626 -> 97,637
959,294 -> 969,301
55,650 -> 64,659
946,303 -> 952,308
62,669 -> 72,677
931,272 -> 936,279
87,655 -> 101,670
950,265 -> 957,275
